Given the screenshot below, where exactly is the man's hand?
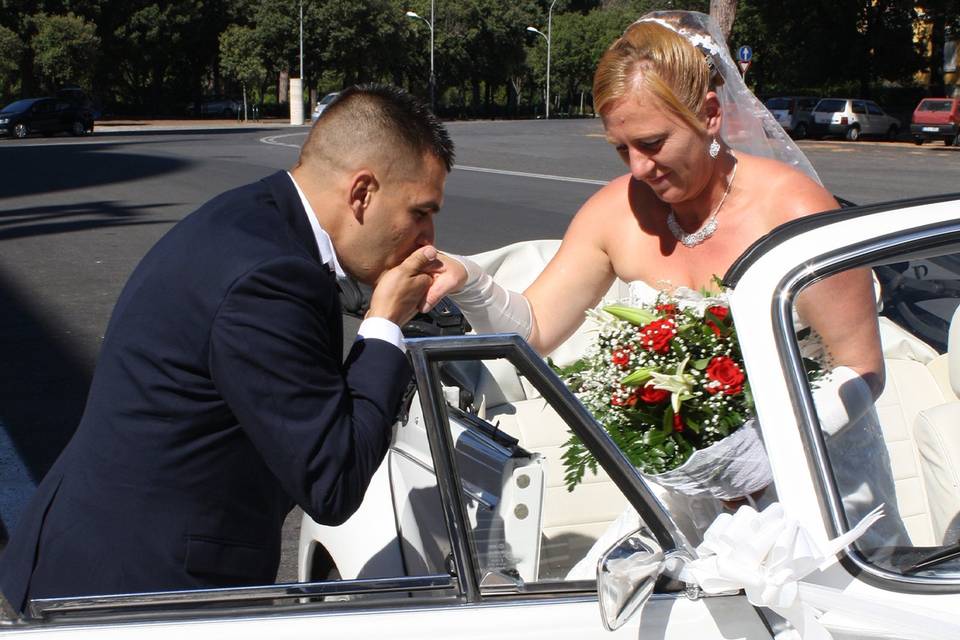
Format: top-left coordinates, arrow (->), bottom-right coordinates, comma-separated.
368,246 -> 444,326
422,252 -> 468,313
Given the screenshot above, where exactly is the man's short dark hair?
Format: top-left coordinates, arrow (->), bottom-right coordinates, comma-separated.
301,84 -> 454,173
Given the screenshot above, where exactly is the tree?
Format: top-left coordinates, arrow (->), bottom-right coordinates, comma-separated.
917,1 -> 960,96
435,0 -> 538,116
109,1 -> 204,114
314,0 -> 411,88
0,26 -> 24,100
709,0 -> 737,41
30,12 -> 100,91
219,24 -> 266,118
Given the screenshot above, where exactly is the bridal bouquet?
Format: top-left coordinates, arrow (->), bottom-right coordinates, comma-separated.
559,287 -> 820,499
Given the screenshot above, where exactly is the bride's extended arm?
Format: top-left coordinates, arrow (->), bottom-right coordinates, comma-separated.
795,268 -> 885,397
427,194 -> 618,355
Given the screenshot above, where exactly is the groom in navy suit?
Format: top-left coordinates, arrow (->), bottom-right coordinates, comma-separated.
0,84 -> 454,610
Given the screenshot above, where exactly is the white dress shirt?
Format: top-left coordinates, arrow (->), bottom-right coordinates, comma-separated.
287,172 -> 405,353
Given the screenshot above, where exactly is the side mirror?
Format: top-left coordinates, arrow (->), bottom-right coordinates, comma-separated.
597,528 -> 664,631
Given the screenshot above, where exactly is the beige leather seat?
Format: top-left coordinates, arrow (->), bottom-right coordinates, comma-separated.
912,305 -> 960,545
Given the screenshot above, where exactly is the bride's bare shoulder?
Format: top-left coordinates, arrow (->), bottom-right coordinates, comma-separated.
564,174 -> 632,235
740,154 -> 839,224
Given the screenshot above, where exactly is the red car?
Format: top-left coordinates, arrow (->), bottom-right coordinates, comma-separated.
911,97 -> 960,146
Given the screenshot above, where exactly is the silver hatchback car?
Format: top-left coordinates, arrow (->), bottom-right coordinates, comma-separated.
810,98 -> 901,141
764,96 -> 818,139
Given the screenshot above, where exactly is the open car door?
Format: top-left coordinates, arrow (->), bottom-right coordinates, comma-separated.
725,193 -> 960,638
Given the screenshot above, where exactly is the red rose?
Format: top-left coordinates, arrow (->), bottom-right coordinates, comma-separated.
705,355 -> 746,395
673,413 -> 685,432
639,384 -> 670,404
638,318 -> 676,353
705,305 -> 730,337
655,303 -> 677,316
611,348 -> 631,368
611,391 -> 638,407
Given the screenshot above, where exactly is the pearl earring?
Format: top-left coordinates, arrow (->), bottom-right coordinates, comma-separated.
709,138 -> 720,158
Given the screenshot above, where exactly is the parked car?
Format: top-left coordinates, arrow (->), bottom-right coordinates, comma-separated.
8,197 -> 960,638
55,86 -> 102,120
0,97 -> 94,139
910,97 -> 960,146
810,98 -> 900,141
185,96 -> 240,118
764,95 -> 818,139
312,92 -> 340,121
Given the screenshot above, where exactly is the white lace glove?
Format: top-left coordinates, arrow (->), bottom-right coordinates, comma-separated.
812,366 -> 876,437
445,253 -> 533,339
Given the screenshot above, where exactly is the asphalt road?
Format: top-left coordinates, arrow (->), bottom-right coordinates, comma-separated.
1,120 -> 958,580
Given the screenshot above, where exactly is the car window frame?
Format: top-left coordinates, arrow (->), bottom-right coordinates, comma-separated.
405,334 -> 694,602
765,218 -> 960,594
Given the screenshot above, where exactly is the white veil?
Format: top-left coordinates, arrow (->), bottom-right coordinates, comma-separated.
636,11 -> 822,185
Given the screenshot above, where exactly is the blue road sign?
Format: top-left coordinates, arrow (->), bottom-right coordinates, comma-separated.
738,45 -> 752,62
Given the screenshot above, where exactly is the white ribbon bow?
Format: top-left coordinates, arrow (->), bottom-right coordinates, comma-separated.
679,503 -> 883,640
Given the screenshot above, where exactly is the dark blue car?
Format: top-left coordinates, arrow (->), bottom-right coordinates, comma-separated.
0,97 -> 95,139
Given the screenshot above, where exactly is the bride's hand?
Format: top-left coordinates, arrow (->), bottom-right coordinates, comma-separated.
421,252 -> 468,312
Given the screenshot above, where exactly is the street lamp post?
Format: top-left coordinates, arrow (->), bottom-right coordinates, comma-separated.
405,2 -> 435,112
527,0 -> 557,119
299,0 -> 304,88
526,27 -> 548,119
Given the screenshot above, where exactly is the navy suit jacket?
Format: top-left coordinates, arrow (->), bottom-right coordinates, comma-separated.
0,171 -> 411,610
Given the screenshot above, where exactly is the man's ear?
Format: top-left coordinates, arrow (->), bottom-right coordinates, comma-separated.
348,170 -> 378,222
703,91 -> 722,137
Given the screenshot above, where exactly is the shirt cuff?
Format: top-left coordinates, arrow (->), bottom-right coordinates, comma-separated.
357,317 -> 405,353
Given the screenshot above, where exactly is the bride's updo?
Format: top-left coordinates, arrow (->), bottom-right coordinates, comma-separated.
593,19 -> 719,133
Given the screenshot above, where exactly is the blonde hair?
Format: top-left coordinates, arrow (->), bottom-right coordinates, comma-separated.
593,20 -> 717,132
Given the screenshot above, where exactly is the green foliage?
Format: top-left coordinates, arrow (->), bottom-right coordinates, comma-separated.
219,25 -> 266,90
0,0 -> 951,114
734,0 -> 925,98
314,0 -> 411,86
0,25 -> 23,100
30,12 -> 99,90
110,1 -> 205,112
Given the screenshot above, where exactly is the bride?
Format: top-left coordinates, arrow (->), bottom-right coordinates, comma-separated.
430,11 -> 881,393
428,11 -> 904,554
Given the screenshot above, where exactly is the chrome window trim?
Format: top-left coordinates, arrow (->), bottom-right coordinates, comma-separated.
405,334 -> 697,603
28,574 -> 457,620
771,222 -> 960,593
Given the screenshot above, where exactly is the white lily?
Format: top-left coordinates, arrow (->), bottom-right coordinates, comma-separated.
649,355 -> 696,413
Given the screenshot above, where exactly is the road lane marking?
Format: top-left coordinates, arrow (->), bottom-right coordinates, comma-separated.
259,132 -> 306,148
259,133 -> 611,185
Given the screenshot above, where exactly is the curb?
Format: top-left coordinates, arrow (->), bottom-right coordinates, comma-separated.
92,120 -> 311,134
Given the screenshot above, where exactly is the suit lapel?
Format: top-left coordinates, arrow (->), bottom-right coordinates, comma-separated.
263,171 -> 321,264
263,171 -> 344,358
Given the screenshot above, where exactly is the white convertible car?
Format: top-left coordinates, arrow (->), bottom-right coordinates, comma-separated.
6,195 -> 960,638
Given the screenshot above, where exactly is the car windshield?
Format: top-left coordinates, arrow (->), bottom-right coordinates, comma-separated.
766,98 -> 790,110
1,99 -> 38,113
319,93 -> 338,105
919,100 -> 954,112
815,99 -> 846,112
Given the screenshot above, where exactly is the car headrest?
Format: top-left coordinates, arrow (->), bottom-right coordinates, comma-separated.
948,304 -> 960,396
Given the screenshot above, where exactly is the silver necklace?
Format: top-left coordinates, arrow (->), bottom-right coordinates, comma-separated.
667,157 -> 739,248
